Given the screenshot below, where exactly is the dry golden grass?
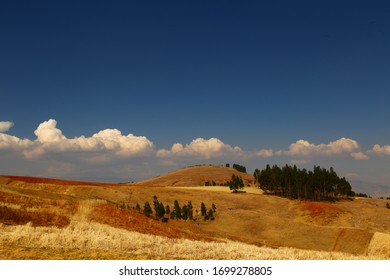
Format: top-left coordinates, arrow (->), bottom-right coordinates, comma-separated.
0,187 -> 76,227
1,169 -> 390,260
0,220 -> 374,260
170,185 -> 264,194
132,165 -> 254,186
0,199 -> 385,260
367,232 -> 390,259
0,245 -> 144,260
0,188 -> 77,215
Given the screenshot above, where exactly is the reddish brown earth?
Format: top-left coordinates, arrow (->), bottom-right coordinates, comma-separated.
300,201 -> 350,226
0,206 -> 70,227
91,203 -> 216,242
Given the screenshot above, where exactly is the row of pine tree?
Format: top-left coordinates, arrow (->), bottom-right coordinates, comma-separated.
253,164 -> 354,201
140,196 -> 216,222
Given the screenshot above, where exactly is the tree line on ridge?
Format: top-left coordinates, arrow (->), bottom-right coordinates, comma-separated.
253,164 -> 354,201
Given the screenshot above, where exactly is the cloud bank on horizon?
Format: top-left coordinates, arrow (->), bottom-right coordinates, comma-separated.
0,119 -> 155,160
1,119 -> 384,163
276,138 -> 369,160
3,118 -> 390,187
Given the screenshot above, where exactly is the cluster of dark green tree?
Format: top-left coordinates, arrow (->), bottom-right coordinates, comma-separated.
141,196 -> 216,222
232,163 -> 247,173
253,164 -> 354,201
228,174 -> 245,192
200,202 -> 217,220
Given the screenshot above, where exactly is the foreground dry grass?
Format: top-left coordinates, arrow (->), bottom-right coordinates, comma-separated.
0,200 -> 386,260
367,232 -> 390,259
0,221 -> 374,260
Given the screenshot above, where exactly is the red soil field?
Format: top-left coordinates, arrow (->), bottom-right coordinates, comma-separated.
91,203 -> 216,242
300,201 -> 349,226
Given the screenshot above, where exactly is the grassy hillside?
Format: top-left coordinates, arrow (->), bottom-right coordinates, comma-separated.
1,168 -> 390,260
131,164 -> 254,186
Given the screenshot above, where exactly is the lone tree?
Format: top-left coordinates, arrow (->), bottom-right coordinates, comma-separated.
229,174 -> 244,192
182,205 -> 189,220
153,195 -> 165,220
174,200 -> 182,219
201,202 -> 207,217
143,202 -> 152,217
187,201 -> 193,220
165,205 -> 170,215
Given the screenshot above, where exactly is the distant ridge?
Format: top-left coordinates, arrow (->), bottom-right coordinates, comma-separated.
131,164 -> 254,187
1,175 -> 116,186
350,180 -> 390,198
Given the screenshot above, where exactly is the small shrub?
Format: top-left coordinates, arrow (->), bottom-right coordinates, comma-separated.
208,209 -> 215,220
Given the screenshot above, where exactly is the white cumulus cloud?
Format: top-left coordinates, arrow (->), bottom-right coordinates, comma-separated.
0,133 -> 33,151
0,119 -> 155,159
368,144 -> 390,156
253,149 -> 273,158
90,128 -> 155,157
276,137 -> 365,159
157,137 -> 244,159
351,152 -> 369,160
0,121 -> 14,132
34,119 -> 66,143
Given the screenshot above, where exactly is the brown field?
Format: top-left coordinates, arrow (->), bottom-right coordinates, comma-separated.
1,165 -> 389,260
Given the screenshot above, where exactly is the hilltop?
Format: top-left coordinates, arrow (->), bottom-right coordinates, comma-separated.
131,164 -> 254,186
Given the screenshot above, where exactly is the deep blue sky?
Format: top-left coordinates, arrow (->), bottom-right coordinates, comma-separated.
1,1 -> 390,194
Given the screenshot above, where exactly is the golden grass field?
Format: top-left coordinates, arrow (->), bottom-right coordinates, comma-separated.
1,165 -> 389,260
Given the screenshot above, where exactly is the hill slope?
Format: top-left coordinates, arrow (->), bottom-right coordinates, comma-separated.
2,170 -> 390,259
131,165 -> 254,186
1,175 -> 115,186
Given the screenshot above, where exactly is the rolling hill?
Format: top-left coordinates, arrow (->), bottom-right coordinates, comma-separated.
131,164 -> 254,186
1,166 -> 390,260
